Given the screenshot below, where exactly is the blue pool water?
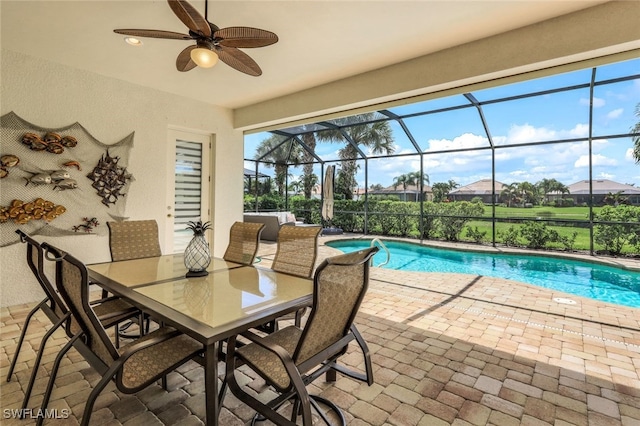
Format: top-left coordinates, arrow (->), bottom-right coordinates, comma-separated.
327,239 -> 640,309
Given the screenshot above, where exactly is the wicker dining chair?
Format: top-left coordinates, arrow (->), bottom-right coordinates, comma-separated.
223,221 -> 265,265
107,219 -> 162,261
272,224 -> 322,278
105,220 -> 162,333
263,224 -> 322,330
35,242 -> 204,426
9,231 -> 140,416
226,247 -> 378,426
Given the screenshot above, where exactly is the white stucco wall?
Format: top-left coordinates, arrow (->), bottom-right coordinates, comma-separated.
0,49 -> 244,307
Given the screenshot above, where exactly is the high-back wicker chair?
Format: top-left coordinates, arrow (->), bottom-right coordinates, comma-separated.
226,247 -> 378,426
106,220 -> 162,333
107,220 -> 162,261
262,224 -> 322,330
223,221 -> 265,265
36,243 -> 204,426
9,231 -> 139,416
272,225 -> 322,278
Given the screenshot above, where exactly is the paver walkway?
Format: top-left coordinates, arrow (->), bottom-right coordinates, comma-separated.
2,235 -> 639,425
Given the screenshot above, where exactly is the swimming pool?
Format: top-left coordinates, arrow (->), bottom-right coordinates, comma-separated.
327,239 -> 640,309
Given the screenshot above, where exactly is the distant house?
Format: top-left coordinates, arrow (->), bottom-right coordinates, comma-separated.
552,179 -> 640,205
353,184 -> 433,201
448,179 -> 505,203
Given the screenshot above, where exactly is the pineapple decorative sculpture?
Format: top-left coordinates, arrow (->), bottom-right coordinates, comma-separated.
184,220 -> 212,277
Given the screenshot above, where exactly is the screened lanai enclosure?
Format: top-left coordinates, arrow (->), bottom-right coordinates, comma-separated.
244,57 -> 640,256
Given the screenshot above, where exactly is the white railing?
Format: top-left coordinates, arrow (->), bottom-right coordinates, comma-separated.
370,238 -> 390,267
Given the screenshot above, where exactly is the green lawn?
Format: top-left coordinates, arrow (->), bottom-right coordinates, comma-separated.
484,205 -> 602,220
463,219 -> 640,254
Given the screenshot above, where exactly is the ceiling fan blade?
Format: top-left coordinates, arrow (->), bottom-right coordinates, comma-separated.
215,27 -> 278,48
216,45 -> 262,76
176,45 -> 198,72
167,0 -> 211,37
114,29 -> 193,40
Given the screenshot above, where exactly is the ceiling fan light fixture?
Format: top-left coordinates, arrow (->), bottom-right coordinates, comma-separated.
190,47 -> 218,68
124,37 -> 143,46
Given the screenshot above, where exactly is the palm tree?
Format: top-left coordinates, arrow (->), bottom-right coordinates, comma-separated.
300,132 -> 318,198
302,172 -> 319,198
431,179 -> 458,203
392,171 -> 429,201
518,181 -> 538,205
288,180 -> 302,195
316,113 -> 395,199
603,191 -> 628,206
409,171 -> 430,201
536,178 -> 569,203
392,173 -> 414,201
500,182 -> 520,207
632,102 -> 640,163
255,136 -> 302,197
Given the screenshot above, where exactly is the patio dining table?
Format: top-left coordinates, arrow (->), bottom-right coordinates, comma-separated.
87,254 -> 313,426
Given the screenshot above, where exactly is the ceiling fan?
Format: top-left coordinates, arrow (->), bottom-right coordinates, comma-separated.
114,0 -> 278,76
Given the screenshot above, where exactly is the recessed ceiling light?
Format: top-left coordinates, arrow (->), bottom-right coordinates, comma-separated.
124,37 -> 143,46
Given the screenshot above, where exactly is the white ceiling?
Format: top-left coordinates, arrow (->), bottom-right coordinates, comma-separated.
1,1 -> 609,110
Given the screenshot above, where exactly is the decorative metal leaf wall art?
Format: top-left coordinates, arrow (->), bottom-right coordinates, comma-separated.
0,112 -> 134,247
87,150 -> 133,207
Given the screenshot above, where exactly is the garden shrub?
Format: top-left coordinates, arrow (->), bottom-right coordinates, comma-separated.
421,202 -> 438,239
498,226 -> 520,247
519,221 -> 558,249
594,205 -> 640,255
557,231 -> 578,251
376,201 -> 398,235
258,194 -> 284,211
393,202 -> 417,236
436,201 -> 485,241
332,200 -> 364,231
290,198 -> 321,224
244,194 -> 256,211
465,226 -> 487,243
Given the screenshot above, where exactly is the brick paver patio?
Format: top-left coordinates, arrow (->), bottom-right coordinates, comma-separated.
2,235 -> 639,425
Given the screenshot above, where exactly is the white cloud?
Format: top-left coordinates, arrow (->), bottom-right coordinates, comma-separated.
507,124 -> 555,144
606,108 -> 624,119
596,172 -> 614,180
579,97 -> 605,107
567,123 -> 589,138
574,154 -> 617,168
506,123 -> 589,145
424,133 -> 489,151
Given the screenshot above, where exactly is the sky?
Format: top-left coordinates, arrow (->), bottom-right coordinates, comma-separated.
245,57 -> 640,190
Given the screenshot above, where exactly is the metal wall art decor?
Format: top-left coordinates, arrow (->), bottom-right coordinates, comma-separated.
21,131 -> 78,154
72,217 -> 100,233
0,112 -> 134,247
87,150 -> 133,207
0,154 -> 20,178
22,169 -> 78,190
0,198 -> 66,225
